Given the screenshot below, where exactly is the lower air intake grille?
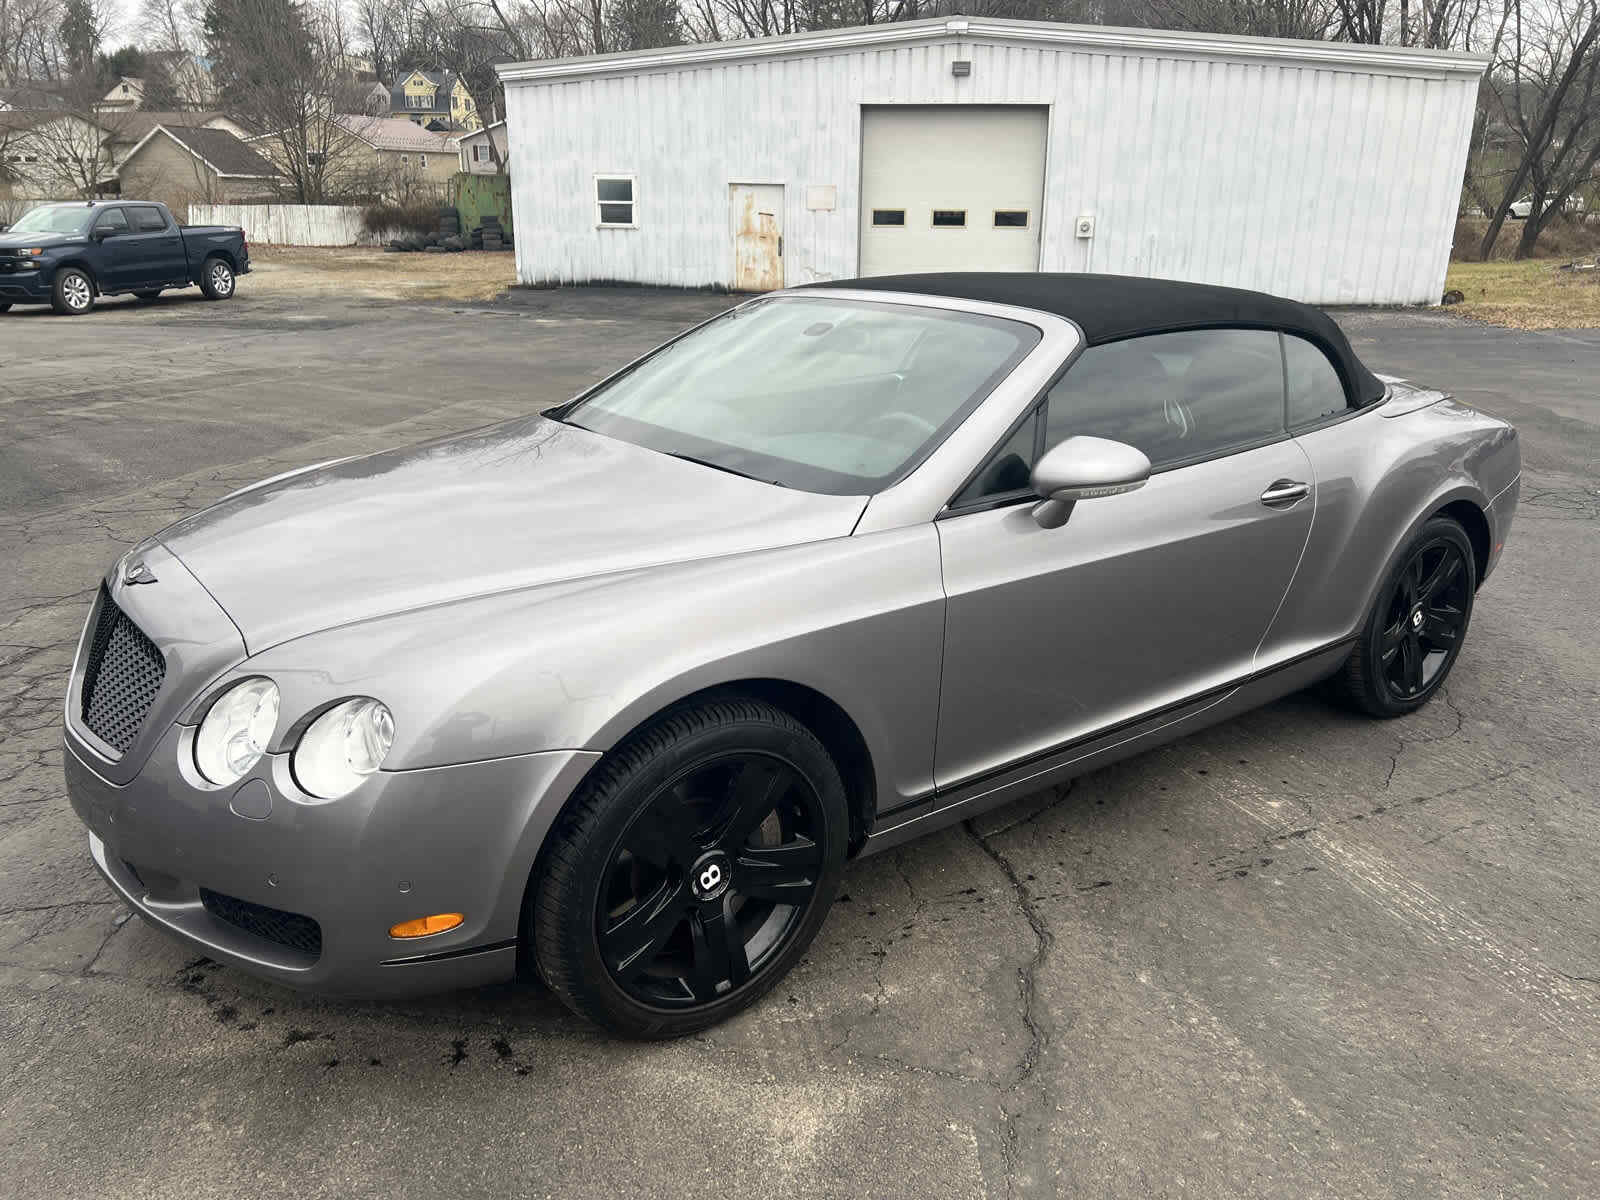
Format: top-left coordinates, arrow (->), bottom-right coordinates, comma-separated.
200,889 -> 323,958
80,590 -> 165,754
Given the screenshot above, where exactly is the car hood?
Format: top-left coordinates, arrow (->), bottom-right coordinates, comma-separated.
159,416 -> 868,651
0,230 -> 85,250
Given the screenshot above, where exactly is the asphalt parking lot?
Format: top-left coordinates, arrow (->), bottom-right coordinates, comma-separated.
2,286 -> 1597,1198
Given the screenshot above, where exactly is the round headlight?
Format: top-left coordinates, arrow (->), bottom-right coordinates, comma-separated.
292,698 -> 394,799
195,678 -> 279,785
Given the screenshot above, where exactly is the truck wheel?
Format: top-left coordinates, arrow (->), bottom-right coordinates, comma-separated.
51,268 -> 95,316
200,257 -> 235,301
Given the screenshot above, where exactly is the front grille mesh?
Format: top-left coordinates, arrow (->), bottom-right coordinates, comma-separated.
200,889 -> 324,958
80,591 -> 165,754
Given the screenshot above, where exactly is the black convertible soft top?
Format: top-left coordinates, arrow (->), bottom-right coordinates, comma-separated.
811,272 -> 1385,407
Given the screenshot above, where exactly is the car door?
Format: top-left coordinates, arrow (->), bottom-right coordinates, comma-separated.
933,328 -> 1315,794
88,206 -> 132,287
126,205 -> 186,286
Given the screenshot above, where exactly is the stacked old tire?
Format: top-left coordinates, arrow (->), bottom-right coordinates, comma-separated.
473,214 -> 508,251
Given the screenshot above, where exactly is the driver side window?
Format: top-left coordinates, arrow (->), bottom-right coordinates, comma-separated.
93,208 -> 129,236
1042,329 -> 1284,470
951,327 -> 1288,509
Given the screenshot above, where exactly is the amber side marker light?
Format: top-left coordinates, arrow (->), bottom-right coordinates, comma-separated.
389,913 -> 464,939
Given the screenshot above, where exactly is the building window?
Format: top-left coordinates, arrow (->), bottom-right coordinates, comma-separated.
932,209 -> 967,228
596,175 -> 636,226
399,154 -> 409,165
472,144 -> 486,163
994,210 -> 1029,228
419,154 -> 427,168
871,209 -> 905,226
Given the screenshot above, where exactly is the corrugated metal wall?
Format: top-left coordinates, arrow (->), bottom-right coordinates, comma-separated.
503,35 -> 1479,304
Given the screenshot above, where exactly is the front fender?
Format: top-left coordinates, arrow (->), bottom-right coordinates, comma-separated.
237,525 -> 947,813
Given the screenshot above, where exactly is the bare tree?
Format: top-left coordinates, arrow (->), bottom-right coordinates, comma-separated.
1,0 -> 67,84
1472,0 -> 1600,258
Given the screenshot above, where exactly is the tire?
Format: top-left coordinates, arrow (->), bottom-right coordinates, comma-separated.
133,289 -> 162,302
531,696 -> 848,1039
50,267 -> 95,316
1333,516 -> 1475,718
199,256 -> 235,301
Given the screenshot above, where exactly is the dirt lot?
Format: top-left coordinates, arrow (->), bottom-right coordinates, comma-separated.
247,245 -> 518,303
2,291 -> 1598,1199
243,246 -> 1600,331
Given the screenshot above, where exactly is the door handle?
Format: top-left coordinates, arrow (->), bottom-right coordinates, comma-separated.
1260,480 -> 1310,507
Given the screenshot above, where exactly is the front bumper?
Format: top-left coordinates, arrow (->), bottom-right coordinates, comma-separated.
66,729 -> 598,997
0,264 -> 51,301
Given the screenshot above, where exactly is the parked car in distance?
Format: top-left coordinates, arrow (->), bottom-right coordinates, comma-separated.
0,200 -> 248,315
62,273 -> 1521,1038
1508,195 -> 1587,219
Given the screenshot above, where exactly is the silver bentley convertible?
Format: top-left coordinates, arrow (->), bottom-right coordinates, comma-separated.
63,273 -> 1521,1037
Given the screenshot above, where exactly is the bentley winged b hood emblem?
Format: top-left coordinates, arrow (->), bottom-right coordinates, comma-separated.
121,552 -> 158,586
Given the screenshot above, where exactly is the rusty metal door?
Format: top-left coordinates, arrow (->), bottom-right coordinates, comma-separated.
730,183 -> 784,291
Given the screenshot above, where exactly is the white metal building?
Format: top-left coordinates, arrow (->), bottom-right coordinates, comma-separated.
497,17 -> 1486,304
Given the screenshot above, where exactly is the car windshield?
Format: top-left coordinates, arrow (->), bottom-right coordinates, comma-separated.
8,205 -> 93,235
560,296 -> 1041,495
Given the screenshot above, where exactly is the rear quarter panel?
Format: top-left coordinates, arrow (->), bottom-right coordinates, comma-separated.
1260,397 -> 1519,664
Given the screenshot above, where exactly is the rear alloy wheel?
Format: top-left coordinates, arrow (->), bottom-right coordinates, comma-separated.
200,257 -> 234,300
50,267 -> 95,316
531,697 -> 847,1038
1335,516 -> 1475,717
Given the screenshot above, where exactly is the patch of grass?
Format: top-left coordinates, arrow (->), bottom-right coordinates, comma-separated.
1444,260 -> 1600,329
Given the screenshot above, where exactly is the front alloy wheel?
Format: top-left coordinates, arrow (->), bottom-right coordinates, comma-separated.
531,697 -> 847,1038
600,752 -> 824,1009
51,268 -> 94,315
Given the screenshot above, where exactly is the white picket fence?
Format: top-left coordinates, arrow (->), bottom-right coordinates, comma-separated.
187,203 -> 393,247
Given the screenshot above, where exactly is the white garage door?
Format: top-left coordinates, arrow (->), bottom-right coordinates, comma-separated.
859,106 -> 1048,277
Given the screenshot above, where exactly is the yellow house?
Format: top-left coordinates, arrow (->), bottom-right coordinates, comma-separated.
390,69 -> 480,131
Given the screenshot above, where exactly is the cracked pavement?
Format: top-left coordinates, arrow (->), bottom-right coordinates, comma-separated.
1,291 -> 1597,1198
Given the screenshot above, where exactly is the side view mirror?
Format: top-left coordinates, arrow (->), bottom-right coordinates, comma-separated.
90,226 -> 109,240
1029,436 -> 1151,529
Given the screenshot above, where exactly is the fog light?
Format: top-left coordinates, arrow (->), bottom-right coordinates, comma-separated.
389,913 -> 463,939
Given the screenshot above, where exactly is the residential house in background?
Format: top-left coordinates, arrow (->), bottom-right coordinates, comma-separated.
458,120 -> 506,174
0,82 -> 70,112
112,124 -> 281,211
246,114 -> 455,202
97,77 -> 146,112
390,69 -> 480,131
151,52 -> 218,109
335,115 -> 457,192
339,80 -> 391,116
1,110 -> 118,205
103,111 -> 256,161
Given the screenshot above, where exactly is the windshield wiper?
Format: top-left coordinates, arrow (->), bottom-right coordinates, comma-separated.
663,451 -> 786,488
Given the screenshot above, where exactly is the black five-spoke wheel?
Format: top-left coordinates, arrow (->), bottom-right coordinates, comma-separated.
600,753 -> 824,1008
531,696 -> 847,1038
1336,515 -> 1476,717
